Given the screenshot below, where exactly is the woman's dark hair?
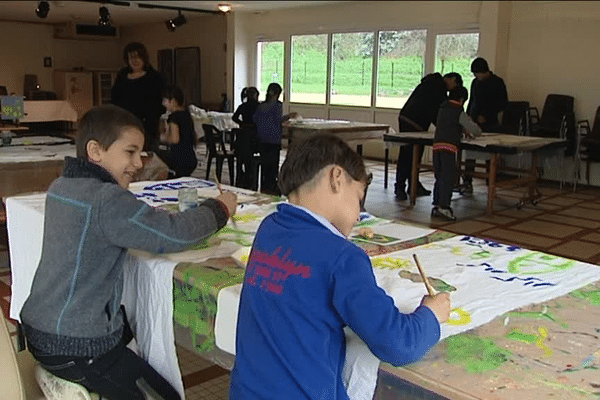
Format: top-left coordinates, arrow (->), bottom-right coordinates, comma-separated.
278,134 -> 368,196
448,86 -> 469,102
123,42 -> 151,71
241,87 -> 248,102
162,85 -> 185,106
247,87 -> 259,101
76,104 -> 144,158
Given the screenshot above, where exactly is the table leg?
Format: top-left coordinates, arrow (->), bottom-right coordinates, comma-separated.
410,144 -> 421,206
530,152 -> 539,200
384,148 -> 389,189
487,154 -> 499,214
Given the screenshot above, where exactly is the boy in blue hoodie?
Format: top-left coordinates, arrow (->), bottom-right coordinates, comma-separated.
20,104 -> 237,399
230,134 -> 451,399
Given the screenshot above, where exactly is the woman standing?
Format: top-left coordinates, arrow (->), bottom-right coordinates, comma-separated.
111,42 -> 165,152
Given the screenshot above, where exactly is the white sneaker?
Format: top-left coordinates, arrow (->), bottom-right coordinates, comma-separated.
432,207 -> 456,221
35,364 -> 99,400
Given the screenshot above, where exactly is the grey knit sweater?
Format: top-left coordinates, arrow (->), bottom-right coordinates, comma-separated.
21,157 -> 228,357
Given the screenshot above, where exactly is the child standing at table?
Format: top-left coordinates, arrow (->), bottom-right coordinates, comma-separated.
230,134 -> 451,399
20,104 -> 237,400
159,84 -> 198,178
253,82 -> 297,195
431,86 -> 481,221
232,87 -> 260,189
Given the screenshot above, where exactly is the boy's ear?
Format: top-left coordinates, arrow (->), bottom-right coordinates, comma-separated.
329,165 -> 344,194
86,140 -> 103,163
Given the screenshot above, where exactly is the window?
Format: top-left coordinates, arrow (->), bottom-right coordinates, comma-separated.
290,34 -> 328,104
376,30 -> 426,109
435,32 -> 480,85
256,41 -> 284,102
331,32 -> 374,107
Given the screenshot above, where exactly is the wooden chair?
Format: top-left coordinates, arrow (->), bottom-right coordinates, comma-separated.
202,124 -> 235,184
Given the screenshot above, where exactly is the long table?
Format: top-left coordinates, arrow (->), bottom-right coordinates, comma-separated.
7,177 -> 600,399
283,118 -> 391,154
384,132 -> 569,214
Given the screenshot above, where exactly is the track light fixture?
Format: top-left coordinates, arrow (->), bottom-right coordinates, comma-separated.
218,4 -> 232,13
98,6 -> 111,26
166,10 -> 186,32
35,1 -> 50,19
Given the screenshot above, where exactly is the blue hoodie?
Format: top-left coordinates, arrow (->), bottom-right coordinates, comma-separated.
230,203 -> 440,399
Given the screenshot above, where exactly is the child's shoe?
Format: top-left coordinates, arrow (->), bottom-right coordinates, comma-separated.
432,207 -> 456,221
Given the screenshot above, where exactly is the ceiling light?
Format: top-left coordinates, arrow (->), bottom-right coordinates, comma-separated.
98,6 -> 111,26
218,4 -> 232,13
35,1 -> 50,19
165,10 -> 186,32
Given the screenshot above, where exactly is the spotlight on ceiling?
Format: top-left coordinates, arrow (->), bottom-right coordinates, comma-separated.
218,4 -> 232,13
165,10 -> 186,32
98,6 -> 111,26
35,1 -> 50,19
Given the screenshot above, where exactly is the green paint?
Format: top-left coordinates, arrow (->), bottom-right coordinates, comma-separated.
570,288 -> 600,305
445,335 -> 512,373
508,252 -> 574,275
355,217 -> 384,227
172,263 -> 245,352
507,308 -> 569,328
470,250 -> 491,259
398,270 -> 457,292
505,330 -> 536,343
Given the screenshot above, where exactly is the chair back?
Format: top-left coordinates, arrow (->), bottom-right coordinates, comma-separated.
202,124 -> 228,155
540,94 -> 574,131
0,86 -> 7,96
500,101 -> 530,135
590,105 -> 600,141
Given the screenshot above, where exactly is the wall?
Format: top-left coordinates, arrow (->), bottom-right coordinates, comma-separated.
0,21 -> 122,96
120,13 -> 228,108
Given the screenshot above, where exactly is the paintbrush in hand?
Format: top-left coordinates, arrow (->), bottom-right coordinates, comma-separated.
213,171 -> 238,228
413,254 -> 436,296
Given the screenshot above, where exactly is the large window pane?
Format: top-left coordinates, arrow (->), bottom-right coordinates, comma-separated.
435,33 -> 479,85
376,30 -> 426,109
257,41 -> 284,102
331,32 -> 374,107
291,34 -> 327,104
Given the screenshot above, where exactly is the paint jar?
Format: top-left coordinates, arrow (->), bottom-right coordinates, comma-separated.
178,188 -> 198,212
1,131 -> 12,146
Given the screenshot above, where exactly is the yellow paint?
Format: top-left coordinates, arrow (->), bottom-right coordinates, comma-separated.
447,308 -> 472,325
535,326 -> 553,357
240,255 -> 249,264
371,257 -> 411,270
232,213 -> 260,223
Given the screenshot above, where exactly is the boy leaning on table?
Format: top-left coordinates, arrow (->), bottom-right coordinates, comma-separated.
230,134 -> 451,399
19,104 -> 237,400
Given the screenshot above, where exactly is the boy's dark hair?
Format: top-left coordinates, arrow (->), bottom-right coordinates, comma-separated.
266,82 -> 282,100
162,85 -> 185,106
448,86 -> 469,102
443,72 -> 463,88
470,57 -> 489,73
279,134 -> 368,196
123,42 -> 150,71
76,105 -> 144,158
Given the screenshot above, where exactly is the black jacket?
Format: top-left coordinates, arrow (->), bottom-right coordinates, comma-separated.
399,73 -> 448,131
467,72 -> 508,130
111,67 -> 166,151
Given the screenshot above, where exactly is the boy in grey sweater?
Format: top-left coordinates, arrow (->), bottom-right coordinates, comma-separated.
432,87 -> 481,221
20,104 -> 237,399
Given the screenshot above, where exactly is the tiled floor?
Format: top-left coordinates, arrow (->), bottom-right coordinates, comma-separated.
1,145 -> 600,399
